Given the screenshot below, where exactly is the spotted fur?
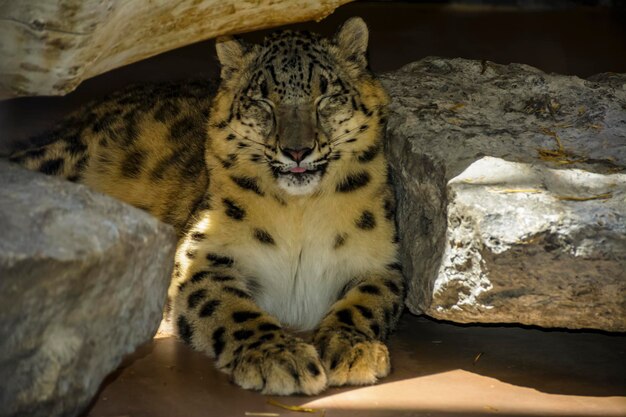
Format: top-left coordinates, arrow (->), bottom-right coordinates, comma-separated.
9,17 -> 405,395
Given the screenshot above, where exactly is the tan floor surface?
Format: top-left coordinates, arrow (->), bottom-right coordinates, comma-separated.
83,315 -> 626,417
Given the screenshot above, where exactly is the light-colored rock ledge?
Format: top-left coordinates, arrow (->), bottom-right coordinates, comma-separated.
383,58 -> 626,332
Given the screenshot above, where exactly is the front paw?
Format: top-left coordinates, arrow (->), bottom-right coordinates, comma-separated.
314,327 -> 390,387
231,335 -> 327,395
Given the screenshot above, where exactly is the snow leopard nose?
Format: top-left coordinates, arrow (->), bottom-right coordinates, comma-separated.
282,147 -> 313,163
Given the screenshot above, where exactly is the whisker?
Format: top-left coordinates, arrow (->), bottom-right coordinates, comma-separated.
224,124 -> 269,149
332,137 -> 359,147
229,157 -> 276,176
230,147 -> 268,159
330,126 -> 361,145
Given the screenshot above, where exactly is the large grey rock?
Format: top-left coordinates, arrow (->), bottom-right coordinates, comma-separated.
383,58 -> 626,331
0,161 -> 177,417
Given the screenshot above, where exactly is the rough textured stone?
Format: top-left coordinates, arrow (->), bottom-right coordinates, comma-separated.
0,161 -> 177,417
383,58 -> 626,331
0,0 -> 352,99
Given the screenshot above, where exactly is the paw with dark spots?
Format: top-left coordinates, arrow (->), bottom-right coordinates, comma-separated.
313,326 -> 390,387
358,284 -> 381,295
230,334 -> 327,395
336,308 -> 355,326
354,304 -> 374,319
212,327 -> 226,357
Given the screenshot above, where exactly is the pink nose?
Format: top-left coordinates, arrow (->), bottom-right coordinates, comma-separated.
283,147 -> 313,163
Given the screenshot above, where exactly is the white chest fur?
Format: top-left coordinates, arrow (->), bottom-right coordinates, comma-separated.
230,197 -> 376,331
235,233 -> 348,331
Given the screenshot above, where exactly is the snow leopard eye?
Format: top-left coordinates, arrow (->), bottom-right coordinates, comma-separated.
317,94 -> 353,134
240,97 -> 275,138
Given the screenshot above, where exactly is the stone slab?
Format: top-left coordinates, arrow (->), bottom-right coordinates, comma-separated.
382,58 -> 626,331
0,161 -> 177,417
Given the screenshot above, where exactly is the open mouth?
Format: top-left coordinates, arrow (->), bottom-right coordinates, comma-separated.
277,165 -> 325,177
274,164 -> 327,195
271,160 -> 328,188
275,165 -> 327,185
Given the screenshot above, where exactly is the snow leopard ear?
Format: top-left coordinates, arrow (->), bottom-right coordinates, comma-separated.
216,36 -> 246,79
334,17 -> 369,68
